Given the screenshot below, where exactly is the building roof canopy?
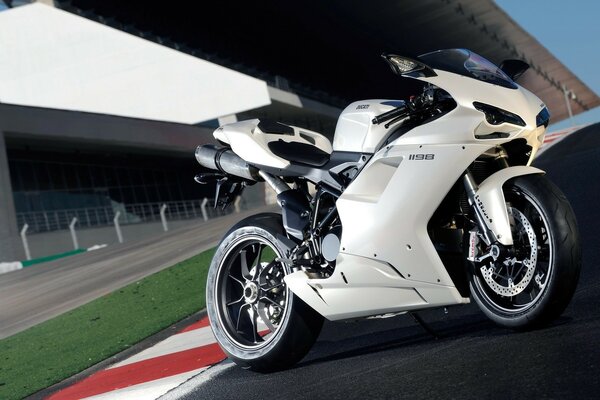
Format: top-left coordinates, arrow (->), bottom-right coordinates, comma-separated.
58,0 -> 599,122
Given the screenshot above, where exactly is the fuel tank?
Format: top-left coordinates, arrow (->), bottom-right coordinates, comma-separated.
333,100 -> 404,153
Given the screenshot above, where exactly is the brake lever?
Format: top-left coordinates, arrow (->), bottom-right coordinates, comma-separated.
372,105 -> 408,125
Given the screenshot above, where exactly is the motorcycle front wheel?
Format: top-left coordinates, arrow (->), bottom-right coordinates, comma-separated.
469,175 -> 581,330
206,213 -> 323,371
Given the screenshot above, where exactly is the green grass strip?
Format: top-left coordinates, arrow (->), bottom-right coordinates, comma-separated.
0,248 -> 214,400
22,248 -> 87,267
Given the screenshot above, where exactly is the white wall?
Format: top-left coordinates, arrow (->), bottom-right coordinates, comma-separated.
0,3 -> 271,124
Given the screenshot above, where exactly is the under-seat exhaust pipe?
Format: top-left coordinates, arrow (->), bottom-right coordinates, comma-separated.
258,170 -> 290,194
195,145 -> 261,181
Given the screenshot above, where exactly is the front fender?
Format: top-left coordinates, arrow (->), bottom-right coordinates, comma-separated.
476,166 -> 545,246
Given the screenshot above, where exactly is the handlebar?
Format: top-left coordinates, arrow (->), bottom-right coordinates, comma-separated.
371,104 -> 408,125
372,88 -> 438,126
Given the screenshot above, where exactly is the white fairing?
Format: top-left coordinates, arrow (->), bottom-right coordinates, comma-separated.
214,119 -> 332,169
332,71 -> 545,157
286,253 -> 468,321
416,70 -> 546,161
286,68 -> 547,320
333,100 -> 403,153
287,144 -> 484,319
215,61 -> 549,321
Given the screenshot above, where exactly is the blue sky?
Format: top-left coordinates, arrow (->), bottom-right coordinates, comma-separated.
496,0 -> 600,130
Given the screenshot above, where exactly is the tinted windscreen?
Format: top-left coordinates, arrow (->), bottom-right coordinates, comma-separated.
418,49 -> 517,89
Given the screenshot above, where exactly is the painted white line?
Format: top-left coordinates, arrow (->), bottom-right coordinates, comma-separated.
159,360 -> 235,400
0,262 -> 23,274
81,367 -> 208,400
109,326 -> 217,369
88,244 -> 108,251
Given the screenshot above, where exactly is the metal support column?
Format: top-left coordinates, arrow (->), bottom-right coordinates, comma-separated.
0,130 -> 19,261
160,204 -> 169,232
563,86 -> 576,127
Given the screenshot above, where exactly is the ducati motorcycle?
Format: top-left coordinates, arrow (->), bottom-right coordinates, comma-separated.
195,49 -> 581,371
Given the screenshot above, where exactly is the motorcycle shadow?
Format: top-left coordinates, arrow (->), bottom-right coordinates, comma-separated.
296,315 -> 502,368
300,311 -> 574,369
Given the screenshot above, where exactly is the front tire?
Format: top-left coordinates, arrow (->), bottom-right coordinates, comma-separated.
469,175 -> 581,330
206,213 -> 323,371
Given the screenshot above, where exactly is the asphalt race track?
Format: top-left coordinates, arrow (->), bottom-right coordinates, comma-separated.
181,124 -> 600,400
0,206 -> 275,339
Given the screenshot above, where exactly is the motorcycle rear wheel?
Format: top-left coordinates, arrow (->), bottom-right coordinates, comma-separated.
469,175 -> 581,330
206,213 -> 323,371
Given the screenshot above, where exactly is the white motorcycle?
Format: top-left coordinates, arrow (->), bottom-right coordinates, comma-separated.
195,49 -> 581,371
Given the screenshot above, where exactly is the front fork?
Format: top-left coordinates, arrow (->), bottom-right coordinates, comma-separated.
462,158 -> 545,260
463,171 -> 497,246
462,151 -> 510,261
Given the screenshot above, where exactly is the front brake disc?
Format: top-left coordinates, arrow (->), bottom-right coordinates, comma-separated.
480,207 -> 538,296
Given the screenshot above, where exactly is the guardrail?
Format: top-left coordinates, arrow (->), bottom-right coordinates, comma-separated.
16,198 -> 244,234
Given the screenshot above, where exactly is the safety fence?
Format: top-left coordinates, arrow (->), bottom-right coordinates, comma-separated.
16,198 -> 243,234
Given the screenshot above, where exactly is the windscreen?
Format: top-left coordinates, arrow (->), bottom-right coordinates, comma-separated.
418,49 -> 517,89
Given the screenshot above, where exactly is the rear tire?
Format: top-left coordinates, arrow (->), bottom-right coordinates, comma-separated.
469,175 -> 581,330
206,213 -> 323,371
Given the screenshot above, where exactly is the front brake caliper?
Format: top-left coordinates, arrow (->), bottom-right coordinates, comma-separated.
467,230 -> 479,262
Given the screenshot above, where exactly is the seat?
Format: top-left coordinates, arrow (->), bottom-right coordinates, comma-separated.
267,139 -> 330,167
257,120 -> 295,136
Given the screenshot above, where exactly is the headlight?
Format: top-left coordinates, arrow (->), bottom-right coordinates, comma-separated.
473,102 -> 526,127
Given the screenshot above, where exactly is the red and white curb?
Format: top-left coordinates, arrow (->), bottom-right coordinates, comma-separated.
538,125 -> 586,155
47,317 -> 227,400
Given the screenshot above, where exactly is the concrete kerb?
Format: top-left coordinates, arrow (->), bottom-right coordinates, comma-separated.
0,261 -> 22,274
0,244 -> 107,276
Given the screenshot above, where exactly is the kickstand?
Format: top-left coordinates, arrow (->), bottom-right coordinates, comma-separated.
408,312 -> 440,339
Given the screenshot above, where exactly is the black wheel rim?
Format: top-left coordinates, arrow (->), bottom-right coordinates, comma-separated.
473,189 -> 553,314
214,235 -> 290,349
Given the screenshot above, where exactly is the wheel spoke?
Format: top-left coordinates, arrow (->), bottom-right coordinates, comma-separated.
235,303 -> 250,332
260,295 -> 282,308
260,281 -> 285,291
229,273 -> 245,288
240,250 -> 251,279
227,295 -> 244,307
250,305 -> 258,343
252,244 -> 263,280
513,263 -> 526,279
491,270 -> 509,281
509,262 -> 515,279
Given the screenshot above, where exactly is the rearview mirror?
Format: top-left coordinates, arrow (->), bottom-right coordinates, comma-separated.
499,59 -> 529,81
